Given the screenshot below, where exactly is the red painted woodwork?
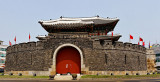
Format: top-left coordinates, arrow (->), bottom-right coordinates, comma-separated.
56,46 -> 81,74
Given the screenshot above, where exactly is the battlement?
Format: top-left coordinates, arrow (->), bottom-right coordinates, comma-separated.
7,41 -> 45,54
7,39 -> 146,54
93,40 -> 146,53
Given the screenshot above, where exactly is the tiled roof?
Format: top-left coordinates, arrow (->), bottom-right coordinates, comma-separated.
39,16 -> 119,26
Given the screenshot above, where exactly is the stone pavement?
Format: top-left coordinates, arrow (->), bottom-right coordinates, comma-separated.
54,74 -> 81,80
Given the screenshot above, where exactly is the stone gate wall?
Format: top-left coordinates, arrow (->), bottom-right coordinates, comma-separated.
5,33 -> 147,75
89,40 -> 146,71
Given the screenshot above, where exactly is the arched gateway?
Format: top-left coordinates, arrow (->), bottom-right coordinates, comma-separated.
56,46 -> 80,74
53,44 -> 83,74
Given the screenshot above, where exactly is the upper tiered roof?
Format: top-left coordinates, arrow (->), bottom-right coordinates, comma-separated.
39,16 -> 119,33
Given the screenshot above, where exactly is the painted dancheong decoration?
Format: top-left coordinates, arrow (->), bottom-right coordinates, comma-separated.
38,16 -> 121,41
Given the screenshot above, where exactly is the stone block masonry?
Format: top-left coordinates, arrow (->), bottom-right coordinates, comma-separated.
5,33 -> 147,75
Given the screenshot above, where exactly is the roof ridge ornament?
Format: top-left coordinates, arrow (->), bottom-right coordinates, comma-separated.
96,15 -> 99,17
60,16 -> 63,19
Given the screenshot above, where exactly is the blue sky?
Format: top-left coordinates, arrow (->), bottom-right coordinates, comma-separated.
0,0 -> 160,47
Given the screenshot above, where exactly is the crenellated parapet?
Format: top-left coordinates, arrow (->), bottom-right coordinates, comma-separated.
7,39 -> 146,55
7,41 -> 45,54
93,40 -> 146,53
103,40 -> 114,49
114,41 -> 124,50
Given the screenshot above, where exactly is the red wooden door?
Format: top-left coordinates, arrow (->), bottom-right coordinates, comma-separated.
56,46 -> 81,74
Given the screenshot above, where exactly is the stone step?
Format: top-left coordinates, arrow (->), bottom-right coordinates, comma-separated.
54,74 -> 81,80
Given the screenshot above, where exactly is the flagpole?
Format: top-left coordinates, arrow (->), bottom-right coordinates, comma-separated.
29,35 -> 30,42
149,41 -> 150,49
129,34 -> 131,43
14,36 -> 16,44
111,30 -> 113,41
138,36 -> 140,45
9,41 -> 10,46
139,36 -> 140,45
139,37 -> 140,45
29,33 -> 30,42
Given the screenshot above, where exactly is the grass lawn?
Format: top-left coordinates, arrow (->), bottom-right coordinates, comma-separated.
81,74 -> 160,79
0,73 -> 160,79
0,74 -> 49,79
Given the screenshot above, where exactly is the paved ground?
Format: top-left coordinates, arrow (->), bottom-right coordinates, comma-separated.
0,79 -> 160,82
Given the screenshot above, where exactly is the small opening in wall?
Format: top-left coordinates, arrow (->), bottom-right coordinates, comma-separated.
51,54 -> 53,58
138,56 -> 140,65
125,55 -> 127,64
111,73 -> 114,75
107,43 -> 109,45
15,55 -> 18,65
136,73 -> 140,75
31,54 -> 32,65
100,40 -> 104,46
126,73 -> 129,75
105,54 -> 108,64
